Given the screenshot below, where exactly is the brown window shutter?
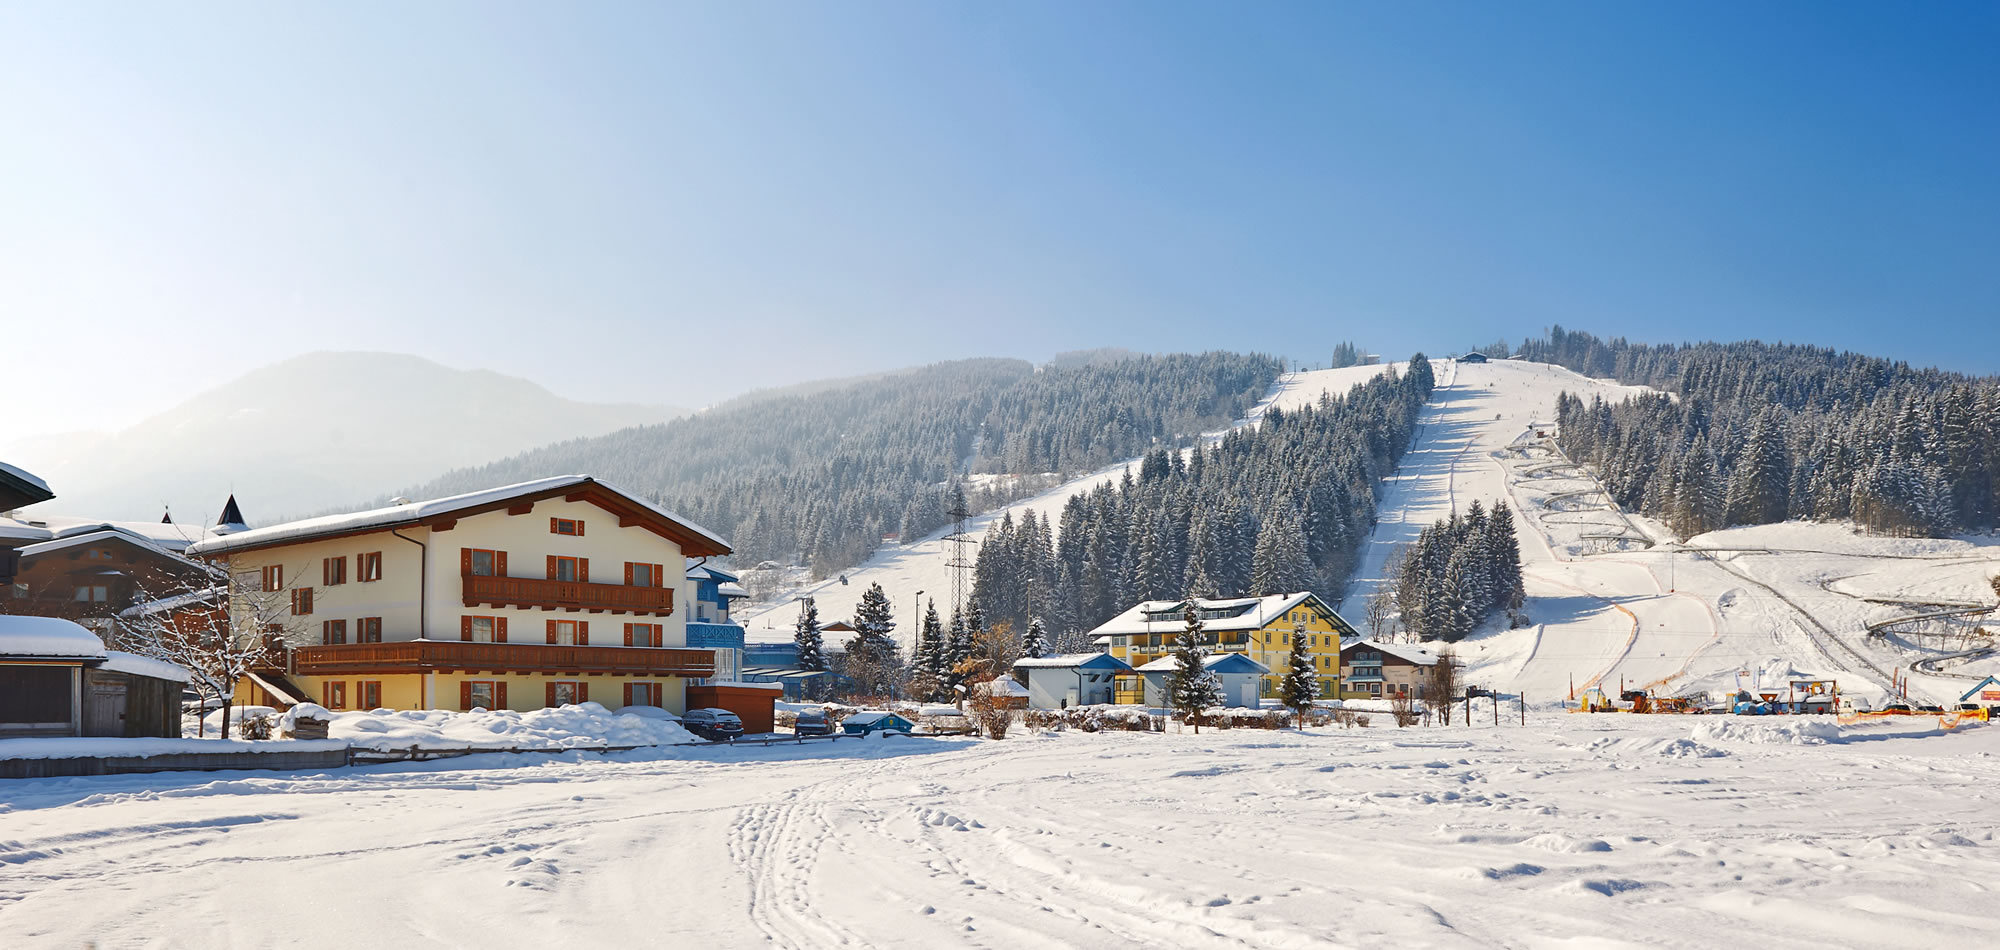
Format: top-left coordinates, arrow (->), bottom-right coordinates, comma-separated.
623,623 -> 633,647
576,681 -> 587,703
496,682 -> 507,708
546,619 -> 557,644
496,617 -> 508,643
461,548 -> 472,574
550,517 -> 559,534
460,681 -> 472,709
623,683 -> 633,706
577,621 -> 589,645
576,520 -> 584,536
546,682 -> 557,708
461,616 -> 473,641
547,555 -> 557,580
579,558 -> 589,583
322,559 -> 330,586
625,562 -> 634,586
496,551 -> 507,576
654,563 -> 665,588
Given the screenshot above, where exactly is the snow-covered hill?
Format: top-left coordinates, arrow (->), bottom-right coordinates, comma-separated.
1348,357 -> 2000,707
735,362 -> 1399,644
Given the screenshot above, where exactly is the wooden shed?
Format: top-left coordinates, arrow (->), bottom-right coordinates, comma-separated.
0,615 -> 188,739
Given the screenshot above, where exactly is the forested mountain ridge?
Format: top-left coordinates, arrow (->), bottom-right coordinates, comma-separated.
391,352 -> 1284,574
1527,327 -> 2000,537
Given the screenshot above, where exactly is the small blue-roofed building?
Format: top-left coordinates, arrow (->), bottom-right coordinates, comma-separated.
1011,653 -> 1134,709
1135,652 -> 1270,709
1960,676 -> 2000,706
684,563 -> 750,683
841,711 -> 915,735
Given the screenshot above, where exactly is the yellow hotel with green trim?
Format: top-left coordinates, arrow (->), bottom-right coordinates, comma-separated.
1088,592 -> 1360,703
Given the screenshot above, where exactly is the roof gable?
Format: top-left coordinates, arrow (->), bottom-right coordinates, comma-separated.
186,476 -> 730,558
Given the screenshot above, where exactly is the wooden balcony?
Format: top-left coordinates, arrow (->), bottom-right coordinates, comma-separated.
461,573 -> 674,616
295,640 -> 715,677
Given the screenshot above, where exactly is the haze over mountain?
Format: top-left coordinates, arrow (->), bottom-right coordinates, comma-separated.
7,352 -> 681,523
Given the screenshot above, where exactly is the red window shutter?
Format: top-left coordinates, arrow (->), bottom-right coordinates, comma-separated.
577,621 -> 589,646
579,558 -> 589,583
546,619 -> 557,644
576,520 -> 584,536
576,681 -> 587,703
550,517 -> 559,534
461,616 -> 472,641
496,617 -> 508,643
496,551 -> 508,576
322,559 -> 330,586
496,682 -> 507,708
625,562 -> 634,586
546,682 -> 557,708
654,563 -> 665,588
623,683 -> 633,706
461,548 -> 472,574
623,623 -> 633,647
547,555 -> 557,580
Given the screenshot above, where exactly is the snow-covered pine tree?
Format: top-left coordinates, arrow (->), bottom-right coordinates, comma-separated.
1249,509 -> 1313,596
945,606 -> 971,691
1279,623 -> 1319,729
1020,617 -> 1052,660
793,598 -> 827,672
1486,501 -> 1525,615
846,583 -> 902,697
1167,601 -> 1222,732
1724,410 -> 1789,526
911,599 -> 946,701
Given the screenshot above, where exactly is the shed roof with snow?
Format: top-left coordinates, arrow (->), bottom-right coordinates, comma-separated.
1134,652 -> 1271,675
1013,652 -> 1133,673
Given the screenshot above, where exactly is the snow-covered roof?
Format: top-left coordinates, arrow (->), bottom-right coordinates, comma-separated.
0,461 -> 52,497
100,651 -> 191,683
117,585 -> 226,619
1344,639 -> 1439,667
699,680 -> 782,691
687,564 -> 741,583
18,527 -> 214,573
981,676 -> 1030,698
40,516 -> 218,552
716,582 -> 750,598
0,517 -> 53,543
187,475 -> 730,558
1013,652 -> 1133,672
1134,652 -> 1271,675
0,615 -> 107,660
1086,591 -> 1353,638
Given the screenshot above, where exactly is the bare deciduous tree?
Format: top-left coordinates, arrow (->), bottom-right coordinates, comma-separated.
1425,647 -> 1460,726
114,567 -> 308,739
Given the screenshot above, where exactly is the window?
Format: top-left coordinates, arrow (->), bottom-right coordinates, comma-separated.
466,548 -> 502,577
322,556 -> 347,586
546,619 -> 587,645
11,583 -> 25,599
626,562 -> 660,587
461,680 -> 505,710
624,623 -> 662,647
260,565 -> 283,591
460,615 -> 507,643
358,551 -> 383,582
358,681 -> 381,709
291,587 -> 314,615
548,556 -> 586,582
357,617 -> 383,643
324,681 -> 347,709
322,619 -> 347,645
85,548 -> 111,561
550,517 -> 585,536
547,680 -> 588,707
625,682 -> 660,707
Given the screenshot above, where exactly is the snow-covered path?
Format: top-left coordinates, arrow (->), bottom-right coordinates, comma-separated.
7,718 -> 2000,947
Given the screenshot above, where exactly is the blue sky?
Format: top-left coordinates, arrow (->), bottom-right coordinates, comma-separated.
2,2 -> 1994,436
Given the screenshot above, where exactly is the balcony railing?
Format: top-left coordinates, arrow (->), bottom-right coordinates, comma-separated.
295,640 -> 715,677
686,621 -> 746,650
462,573 -> 674,616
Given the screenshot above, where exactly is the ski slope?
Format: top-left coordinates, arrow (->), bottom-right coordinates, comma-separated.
1354,358 -> 2000,707
735,363 -> 1399,646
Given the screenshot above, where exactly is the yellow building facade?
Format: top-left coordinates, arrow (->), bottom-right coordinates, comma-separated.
1089,592 -> 1360,702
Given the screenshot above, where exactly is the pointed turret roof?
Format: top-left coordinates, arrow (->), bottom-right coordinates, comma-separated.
214,495 -> 247,535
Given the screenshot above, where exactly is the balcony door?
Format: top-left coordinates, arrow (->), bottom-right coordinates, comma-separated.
546,618 -> 588,645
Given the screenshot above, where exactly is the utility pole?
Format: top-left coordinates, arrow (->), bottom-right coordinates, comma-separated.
944,494 -> 976,622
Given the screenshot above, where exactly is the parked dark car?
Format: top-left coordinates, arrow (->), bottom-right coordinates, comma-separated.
682,707 -> 745,741
1465,686 -> 1492,699
1916,704 -> 1945,714
793,709 -> 834,737
1882,702 -> 1914,715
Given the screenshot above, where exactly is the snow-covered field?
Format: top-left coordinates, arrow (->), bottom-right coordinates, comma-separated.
7,715 -> 2000,947
736,362 -> 1396,646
